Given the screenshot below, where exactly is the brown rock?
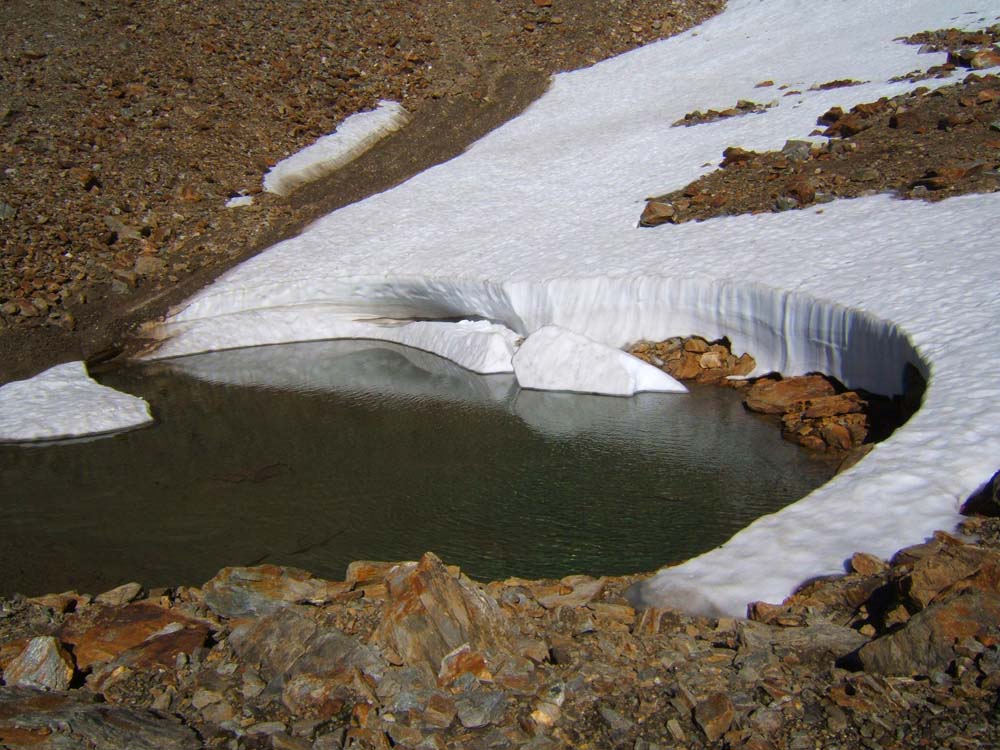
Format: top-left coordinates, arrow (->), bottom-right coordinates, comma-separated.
58,602 -> 211,671
971,49 -> 1000,69
695,692 -> 734,742
859,589 -> 1000,676
438,644 -> 492,686
901,543 -> 996,609
683,336 -> 710,353
784,176 -> 816,204
374,552 -> 513,680
851,552 -> 889,577
345,560 -> 398,586
639,201 -> 677,227
743,375 -> 835,414
2,637 -> 75,690
800,392 -> 865,418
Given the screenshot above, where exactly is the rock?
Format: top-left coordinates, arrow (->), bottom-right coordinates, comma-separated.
900,543 -> 997,609
784,176 -> 816,204
229,606 -> 384,686
438,643 -> 492,686
534,575 -> 606,609
743,375 -> 835,414
859,589 -> 1000,676
799,391 -> 865,418
695,692 -> 734,742
2,637 -> 75,691
0,686 -> 200,748
374,552 -> 514,680
962,469 -> 1000,516
639,201 -> 676,227
423,692 -> 458,728
95,581 -> 143,606
202,565 -> 351,617
134,255 -> 166,276
598,704 -> 636,734
970,49 -> 1000,69
781,140 -> 813,162
345,560 -> 398,586
455,687 -> 507,728
851,552 -> 889,577
58,602 -> 211,671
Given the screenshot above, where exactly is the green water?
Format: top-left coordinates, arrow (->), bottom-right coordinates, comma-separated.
0,340 -> 835,596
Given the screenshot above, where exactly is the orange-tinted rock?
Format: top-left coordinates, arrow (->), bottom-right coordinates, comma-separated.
784,176 -> 816,204
801,392 -> 865,418
639,201 -> 677,227
851,552 -> 889,577
901,543 -> 996,609
859,589 -> 1000,676
374,552 -> 513,680
744,375 -> 836,414
438,644 -> 492,686
695,692 -> 734,742
58,602 -> 210,671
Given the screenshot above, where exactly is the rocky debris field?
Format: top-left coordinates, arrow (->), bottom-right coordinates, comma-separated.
0,0 -> 724,384
629,336 -> 920,457
2,503 -> 1000,750
640,27 -> 1000,228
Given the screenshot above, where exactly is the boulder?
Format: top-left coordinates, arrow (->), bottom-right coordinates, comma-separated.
2,637 -> 75,691
58,602 -> 211,671
202,565 -> 352,618
743,375 -> 835,414
0,686 -> 199,749
859,589 -> 1000,676
373,552 -> 514,680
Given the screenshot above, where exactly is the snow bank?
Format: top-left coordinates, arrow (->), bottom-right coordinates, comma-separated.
262,100 -> 410,196
142,0 -> 1000,614
514,325 -> 687,395
0,362 -> 152,443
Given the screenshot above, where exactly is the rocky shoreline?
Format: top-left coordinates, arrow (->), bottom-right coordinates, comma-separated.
2,500 -> 1000,749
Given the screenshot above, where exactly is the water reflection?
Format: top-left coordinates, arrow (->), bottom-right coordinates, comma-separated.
0,340 -> 834,596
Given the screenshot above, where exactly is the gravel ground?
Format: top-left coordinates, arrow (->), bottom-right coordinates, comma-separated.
0,0 -> 723,383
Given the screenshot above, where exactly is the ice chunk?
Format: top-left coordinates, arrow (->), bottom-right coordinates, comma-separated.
0,361 -> 153,443
513,325 -> 687,396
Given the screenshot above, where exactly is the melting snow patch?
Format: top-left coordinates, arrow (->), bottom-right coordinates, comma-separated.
0,362 -> 153,443
262,100 -> 410,196
225,194 -> 254,208
514,325 -> 687,395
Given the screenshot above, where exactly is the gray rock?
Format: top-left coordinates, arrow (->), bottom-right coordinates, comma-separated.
455,687 -> 507,728
3,636 -> 75,691
0,686 -> 199,749
781,140 -> 813,162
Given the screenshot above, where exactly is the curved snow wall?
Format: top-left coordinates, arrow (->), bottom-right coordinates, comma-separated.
156,273 -> 923,396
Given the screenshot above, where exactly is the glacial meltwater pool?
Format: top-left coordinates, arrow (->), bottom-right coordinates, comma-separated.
0,340 -> 836,597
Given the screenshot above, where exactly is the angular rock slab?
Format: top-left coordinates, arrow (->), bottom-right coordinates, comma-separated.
374,552 -> 515,680
0,361 -> 153,442
0,686 -> 199,749
57,602 -> 211,671
513,325 -> 687,396
2,637 -> 74,691
202,564 -> 352,618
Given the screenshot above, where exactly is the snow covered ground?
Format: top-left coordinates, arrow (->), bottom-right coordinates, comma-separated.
9,0 -> 1000,613
0,362 -> 152,443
